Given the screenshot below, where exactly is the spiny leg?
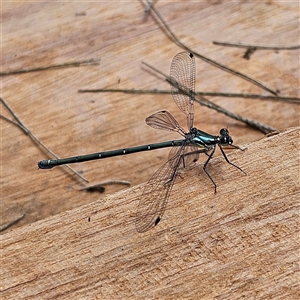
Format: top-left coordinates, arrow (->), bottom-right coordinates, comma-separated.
164,147 -> 207,185
202,145 -> 217,193
218,145 -> 247,175
178,147 -> 218,192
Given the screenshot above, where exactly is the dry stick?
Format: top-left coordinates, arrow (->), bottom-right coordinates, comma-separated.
242,47 -> 257,60
213,42 -> 300,60
1,101 -> 131,188
0,97 -> 89,183
78,88 -> 300,104
0,58 -> 100,76
142,61 -> 276,134
144,0 -> 158,12
143,0 -> 278,96
0,214 -> 25,232
212,41 -> 300,50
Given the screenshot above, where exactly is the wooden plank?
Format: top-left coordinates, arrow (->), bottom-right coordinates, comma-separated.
1,1 -> 299,231
1,127 -> 299,299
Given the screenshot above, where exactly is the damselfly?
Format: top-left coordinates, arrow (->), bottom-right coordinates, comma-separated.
38,52 -> 246,232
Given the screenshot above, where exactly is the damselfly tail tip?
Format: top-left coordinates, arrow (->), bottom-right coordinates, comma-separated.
38,160 -> 53,169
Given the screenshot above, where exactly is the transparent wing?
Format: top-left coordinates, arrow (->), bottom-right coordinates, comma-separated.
170,52 -> 196,129
168,144 -> 201,169
146,110 -> 186,136
135,147 -> 183,233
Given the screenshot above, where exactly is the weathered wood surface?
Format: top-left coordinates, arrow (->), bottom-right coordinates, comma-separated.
1,127 -> 299,299
1,1 -> 299,299
1,1 -> 299,229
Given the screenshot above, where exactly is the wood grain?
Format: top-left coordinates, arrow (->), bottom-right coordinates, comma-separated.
1,127 -> 299,299
1,1 -> 299,229
1,2 -> 299,298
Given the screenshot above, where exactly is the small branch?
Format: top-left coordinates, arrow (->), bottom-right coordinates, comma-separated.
78,88 -> 300,104
212,41 -> 300,50
144,0 -> 158,12
0,97 -> 89,183
0,214 -> 25,232
141,61 -> 276,134
243,47 -> 257,60
141,0 -> 277,95
0,58 -> 100,76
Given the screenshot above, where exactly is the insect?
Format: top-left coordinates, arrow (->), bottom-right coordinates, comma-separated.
38,52 -> 246,232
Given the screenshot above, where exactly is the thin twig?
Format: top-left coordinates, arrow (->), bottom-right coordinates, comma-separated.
0,114 -> 29,131
142,0 -> 278,96
0,58 -> 100,76
0,214 -> 25,232
243,47 -> 257,60
144,0 -> 158,12
213,41 -> 300,50
141,61 -> 276,134
0,97 -> 89,183
78,88 -> 300,104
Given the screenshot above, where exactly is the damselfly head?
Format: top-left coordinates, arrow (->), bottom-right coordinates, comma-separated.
190,127 -> 198,136
219,128 -> 233,145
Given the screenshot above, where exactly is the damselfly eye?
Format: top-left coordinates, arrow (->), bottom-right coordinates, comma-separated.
220,128 -> 229,135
